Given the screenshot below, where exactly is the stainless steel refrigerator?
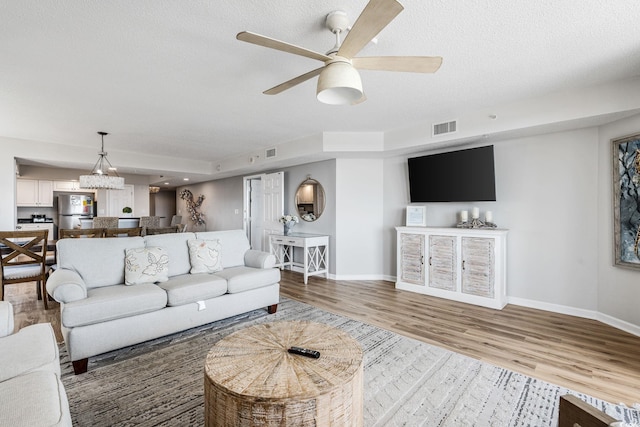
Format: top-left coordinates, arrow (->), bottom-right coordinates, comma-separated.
58,194 -> 94,230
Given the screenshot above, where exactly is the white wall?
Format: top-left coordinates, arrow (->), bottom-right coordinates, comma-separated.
383,128 -> 601,314
335,158 -> 385,279
598,114 -> 640,328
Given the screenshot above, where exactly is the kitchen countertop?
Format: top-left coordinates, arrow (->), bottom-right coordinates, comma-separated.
17,218 -> 54,223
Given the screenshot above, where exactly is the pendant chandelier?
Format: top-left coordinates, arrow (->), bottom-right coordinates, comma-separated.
79,131 -> 125,190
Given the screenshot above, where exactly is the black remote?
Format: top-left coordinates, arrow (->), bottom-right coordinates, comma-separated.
288,346 -> 320,359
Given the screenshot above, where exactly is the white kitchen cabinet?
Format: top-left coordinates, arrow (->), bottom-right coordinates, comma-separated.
53,180 -> 91,192
396,226 -> 508,309
16,179 -> 53,207
15,222 -> 54,239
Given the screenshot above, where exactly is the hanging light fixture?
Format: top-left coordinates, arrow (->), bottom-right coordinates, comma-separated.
79,131 -> 125,190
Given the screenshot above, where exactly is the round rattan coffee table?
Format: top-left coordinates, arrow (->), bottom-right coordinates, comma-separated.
204,320 -> 363,426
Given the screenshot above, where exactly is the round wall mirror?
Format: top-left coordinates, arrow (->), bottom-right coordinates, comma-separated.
295,177 -> 325,222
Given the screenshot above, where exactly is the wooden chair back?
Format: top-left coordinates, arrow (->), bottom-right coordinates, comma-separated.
59,228 -> 105,239
558,395 -> 618,427
104,227 -> 143,237
0,229 -> 50,308
145,226 -> 180,235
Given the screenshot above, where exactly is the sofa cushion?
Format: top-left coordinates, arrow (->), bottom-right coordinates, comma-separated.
195,230 -> 250,268
57,237 -> 145,289
213,266 -> 280,294
125,246 -> 169,285
188,239 -> 222,274
0,370 -> 71,427
0,323 -> 59,382
157,273 -> 228,306
144,232 -> 196,277
61,284 -> 167,328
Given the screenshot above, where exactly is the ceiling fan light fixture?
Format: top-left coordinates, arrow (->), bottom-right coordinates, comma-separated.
316,61 -> 363,105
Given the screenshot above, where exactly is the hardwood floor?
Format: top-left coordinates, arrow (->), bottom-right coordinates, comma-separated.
6,272 -> 640,406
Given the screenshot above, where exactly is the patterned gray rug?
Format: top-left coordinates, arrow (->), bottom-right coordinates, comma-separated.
59,297 -> 640,426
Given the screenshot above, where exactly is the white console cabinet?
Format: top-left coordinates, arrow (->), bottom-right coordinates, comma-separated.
396,227 -> 508,309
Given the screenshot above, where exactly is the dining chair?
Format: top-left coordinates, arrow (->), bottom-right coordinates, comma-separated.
59,228 -> 105,239
104,227 -> 143,237
92,217 -> 119,229
139,216 -> 161,235
170,215 -> 182,227
0,229 -> 51,309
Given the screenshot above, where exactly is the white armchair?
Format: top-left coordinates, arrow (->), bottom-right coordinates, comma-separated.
0,301 -> 72,426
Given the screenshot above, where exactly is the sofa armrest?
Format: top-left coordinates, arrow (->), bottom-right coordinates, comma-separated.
46,269 -> 88,303
0,301 -> 14,337
244,250 -> 276,269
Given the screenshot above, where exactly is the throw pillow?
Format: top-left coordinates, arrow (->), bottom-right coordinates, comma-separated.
124,247 -> 169,285
188,239 -> 222,274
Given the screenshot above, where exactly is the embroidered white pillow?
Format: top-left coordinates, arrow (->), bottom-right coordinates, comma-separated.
124,247 -> 169,285
188,239 -> 222,274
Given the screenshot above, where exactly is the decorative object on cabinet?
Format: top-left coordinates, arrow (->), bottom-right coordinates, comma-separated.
279,214 -> 299,235
456,209 -> 496,229
295,176 -> 325,222
79,131 -> 125,190
396,227 -> 507,309
179,189 -> 205,226
405,206 -> 426,227
612,132 -> 640,269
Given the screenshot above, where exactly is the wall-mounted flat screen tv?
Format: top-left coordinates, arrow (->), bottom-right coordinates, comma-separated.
408,145 -> 496,202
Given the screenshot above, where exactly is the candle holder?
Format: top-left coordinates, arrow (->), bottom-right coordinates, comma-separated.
456,219 -> 497,229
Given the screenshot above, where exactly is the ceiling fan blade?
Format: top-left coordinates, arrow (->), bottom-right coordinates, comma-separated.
337,0 -> 404,59
237,31 -> 332,63
353,56 -> 443,73
263,67 -> 324,95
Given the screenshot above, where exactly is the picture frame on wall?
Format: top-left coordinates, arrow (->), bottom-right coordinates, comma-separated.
612,132 -> 640,269
406,206 -> 427,227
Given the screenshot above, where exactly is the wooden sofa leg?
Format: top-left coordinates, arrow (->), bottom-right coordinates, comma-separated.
72,358 -> 88,375
267,304 -> 278,314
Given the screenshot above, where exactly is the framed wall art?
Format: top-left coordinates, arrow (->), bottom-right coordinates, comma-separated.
405,206 -> 427,227
612,133 -> 640,269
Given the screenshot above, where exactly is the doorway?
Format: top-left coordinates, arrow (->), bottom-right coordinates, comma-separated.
243,172 -> 284,251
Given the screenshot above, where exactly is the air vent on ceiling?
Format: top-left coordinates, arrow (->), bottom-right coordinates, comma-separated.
432,120 -> 457,137
265,147 -> 277,159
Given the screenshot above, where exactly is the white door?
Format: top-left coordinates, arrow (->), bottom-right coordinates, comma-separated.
244,172 -> 284,251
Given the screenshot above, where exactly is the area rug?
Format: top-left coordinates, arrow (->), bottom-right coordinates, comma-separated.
59,298 -> 640,426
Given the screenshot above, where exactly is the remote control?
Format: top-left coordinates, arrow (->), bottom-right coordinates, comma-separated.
288,346 -> 320,359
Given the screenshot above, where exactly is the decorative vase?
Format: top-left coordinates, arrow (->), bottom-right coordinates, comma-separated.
283,221 -> 295,236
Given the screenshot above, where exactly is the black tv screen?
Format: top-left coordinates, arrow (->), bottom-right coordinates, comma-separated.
408,145 -> 496,202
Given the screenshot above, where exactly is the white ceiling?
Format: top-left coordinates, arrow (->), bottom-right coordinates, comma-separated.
3,0 -> 640,183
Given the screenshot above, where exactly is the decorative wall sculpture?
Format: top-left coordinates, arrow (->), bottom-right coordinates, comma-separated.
179,189 -> 205,226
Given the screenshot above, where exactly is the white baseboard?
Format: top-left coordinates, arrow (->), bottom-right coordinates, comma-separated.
508,296 -> 640,338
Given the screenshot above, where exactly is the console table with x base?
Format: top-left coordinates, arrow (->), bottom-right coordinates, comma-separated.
269,233 -> 329,284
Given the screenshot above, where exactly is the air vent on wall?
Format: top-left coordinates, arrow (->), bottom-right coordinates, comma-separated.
265,147 -> 277,158
432,120 -> 457,137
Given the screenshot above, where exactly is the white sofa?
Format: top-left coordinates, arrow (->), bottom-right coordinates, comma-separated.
46,229 -> 280,374
0,301 -> 72,426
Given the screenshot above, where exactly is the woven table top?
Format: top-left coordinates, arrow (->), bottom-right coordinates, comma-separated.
204,320 -> 363,401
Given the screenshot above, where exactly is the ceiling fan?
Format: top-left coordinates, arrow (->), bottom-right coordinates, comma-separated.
236,0 -> 442,105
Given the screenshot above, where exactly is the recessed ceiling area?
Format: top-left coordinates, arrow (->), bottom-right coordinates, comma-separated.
3,0 -> 640,180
